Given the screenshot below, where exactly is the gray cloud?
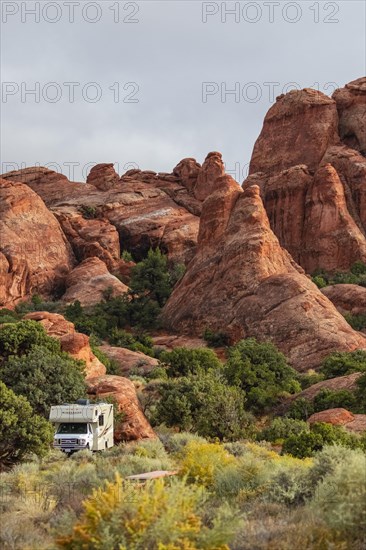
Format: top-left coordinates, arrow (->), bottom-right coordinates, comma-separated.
1,0 -> 365,181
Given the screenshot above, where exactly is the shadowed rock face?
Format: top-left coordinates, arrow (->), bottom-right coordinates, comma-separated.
247,79 -> 366,273
333,77 -> 366,155
87,375 -> 156,441
162,182 -> 366,371
0,178 -> 75,307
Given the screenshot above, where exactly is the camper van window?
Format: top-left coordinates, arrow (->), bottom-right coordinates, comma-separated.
99,415 -> 104,427
57,423 -> 88,434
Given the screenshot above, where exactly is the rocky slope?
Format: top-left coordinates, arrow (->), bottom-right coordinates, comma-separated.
0,179 -> 75,308
247,77 -> 366,273
162,180 -> 366,371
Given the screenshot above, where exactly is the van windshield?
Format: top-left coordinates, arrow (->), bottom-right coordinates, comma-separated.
57,423 -> 88,434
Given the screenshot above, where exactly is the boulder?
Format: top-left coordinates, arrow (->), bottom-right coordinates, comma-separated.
162,182 -> 366,371
308,408 -> 355,426
333,77 -> 366,155
322,284 -> 366,315
87,375 -> 156,441
24,312 -> 106,379
62,257 -> 129,307
56,212 -> 120,271
86,163 -> 119,191
151,334 -> 208,351
173,158 -> 201,193
0,178 -> 74,308
99,345 -> 158,375
308,407 -> 366,434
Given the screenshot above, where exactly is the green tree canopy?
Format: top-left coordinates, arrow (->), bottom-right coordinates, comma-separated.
129,248 -> 172,307
0,319 -> 60,358
224,338 -> 300,413
320,350 -> 366,379
154,371 -> 252,441
0,381 -> 53,467
0,345 -> 86,417
159,347 -> 222,378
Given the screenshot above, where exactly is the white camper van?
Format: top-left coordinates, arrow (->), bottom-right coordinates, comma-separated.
49,399 -> 114,453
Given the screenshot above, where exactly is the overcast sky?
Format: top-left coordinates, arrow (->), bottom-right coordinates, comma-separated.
1,0 -> 365,182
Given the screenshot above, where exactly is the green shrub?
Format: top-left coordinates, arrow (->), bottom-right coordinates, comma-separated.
0,345 -> 86,417
287,397 -> 315,421
298,370 -> 324,390
344,312 -> 366,331
313,388 -> 358,413
225,338 -> 301,414
0,308 -> 20,323
79,205 -> 97,219
154,371 -> 252,441
312,275 -> 327,289
203,328 -> 229,348
0,319 -> 60,357
320,350 -> 366,379
259,418 -> 309,443
309,447 -> 366,538
0,382 -> 53,467
282,422 -> 363,458
355,372 -> 366,413
161,432 -> 208,454
120,250 -> 134,262
129,248 -> 172,307
159,347 -> 222,377
109,328 -> 155,356
351,261 -> 366,275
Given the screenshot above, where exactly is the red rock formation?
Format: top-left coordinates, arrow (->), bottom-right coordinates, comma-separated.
249,89 -> 339,176
321,145 -> 366,231
162,182 -> 366,371
0,179 -> 74,308
193,152 -> 226,201
99,345 -> 158,375
173,158 -> 201,194
1,165 -> 201,265
247,80 -> 366,273
24,312 -> 106,379
322,284 -> 366,316
245,165 -> 312,265
333,77 -> 366,155
62,257 -> 129,307
308,408 -> 355,426
56,212 -> 120,271
308,408 -> 366,434
302,164 -> 366,272
86,163 -> 119,191
87,375 -> 156,441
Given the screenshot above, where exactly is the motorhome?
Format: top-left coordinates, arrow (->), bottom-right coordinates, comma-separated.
49,399 -> 114,453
